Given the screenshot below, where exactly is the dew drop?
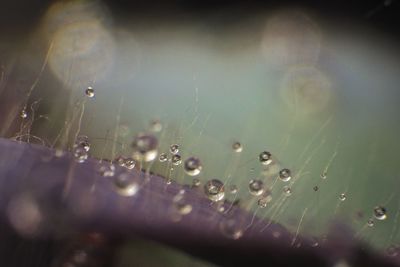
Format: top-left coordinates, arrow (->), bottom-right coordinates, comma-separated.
131,133 -> 158,162
313,186 -> 319,192
339,193 -> 346,201
124,158 -> 136,170
229,185 -> 238,194
173,191 -> 192,215
75,135 -> 90,152
171,154 -> 182,166
283,186 -> 292,196
259,151 -> 272,165
97,163 -> 115,177
20,109 -> 28,119
279,168 -> 292,182
169,144 -> 179,154
374,206 -> 387,220
258,195 -> 272,208
85,86 -> 95,98
248,179 -> 264,196
73,147 -> 88,163
115,155 -> 126,167
192,178 -> 201,187
367,218 -> 375,227
220,218 -> 243,240
204,179 -> 225,202
184,157 -> 202,176
320,171 -> 327,179
149,120 -> 162,132
232,142 -> 243,152
113,172 -> 139,197
159,153 -> 168,162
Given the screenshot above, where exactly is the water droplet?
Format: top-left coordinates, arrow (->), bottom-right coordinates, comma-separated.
192,178 -> 201,187
279,168 -> 292,182
232,142 -> 242,152
204,179 -> 225,202
131,133 -> 158,162
169,144 -> 179,154
339,193 -> 346,201
313,186 -> 319,191
171,154 -> 182,165
184,157 -> 202,176
258,195 -> 272,208
229,185 -> 238,194
374,206 -> 387,220
386,245 -> 399,257
220,218 -> 243,240
259,151 -> 272,165
159,153 -> 168,162
173,191 -> 192,215
367,218 -> 374,227
115,155 -> 126,167
283,186 -> 292,196
320,171 -> 327,179
149,120 -> 162,132
124,158 -> 136,169
85,86 -> 95,98
97,163 -> 115,177
73,147 -> 88,163
248,179 -> 264,196
20,109 -> 28,119
75,135 -> 90,152
113,172 -> 139,197
165,178 -> 172,185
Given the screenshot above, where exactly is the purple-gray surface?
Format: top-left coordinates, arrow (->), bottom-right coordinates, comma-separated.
0,138 -> 398,267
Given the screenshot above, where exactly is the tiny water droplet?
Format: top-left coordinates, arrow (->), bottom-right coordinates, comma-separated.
113,172 -> 139,197
258,195 -> 272,208
229,185 -> 238,194
171,154 -> 182,165
149,120 -> 162,132
374,206 -> 387,220
313,186 -> 319,191
97,163 -> 115,177
283,186 -> 292,196
75,135 -> 90,152
159,153 -> 168,162
131,133 -> 158,162
204,179 -> 225,202
124,158 -> 136,169
279,168 -> 292,182
173,191 -> 192,215
259,151 -> 272,165
220,218 -> 243,240
184,157 -> 202,176
85,86 -> 95,98
73,147 -> 88,163
169,144 -> 179,154
339,193 -> 346,201
232,142 -> 242,152
367,218 -> 374,227
320,171 -> 327,179
20,109 -> 28,119
192,178 -> 201,187
248,179 -> 264,196
115,155 -> 126,167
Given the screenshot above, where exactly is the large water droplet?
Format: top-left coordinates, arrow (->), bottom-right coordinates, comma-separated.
232,142 -> 243,152
259,151 -> 272,165
374,206 -> 387,220
113,172 -> 139,197
204,179 -> 225,202
248,179 -> 264,196
279,168 -> 292,182
85,86 -> 95,98
131,133 -> 158,162
184,157 -> 202,176
73,147 -> 88,163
